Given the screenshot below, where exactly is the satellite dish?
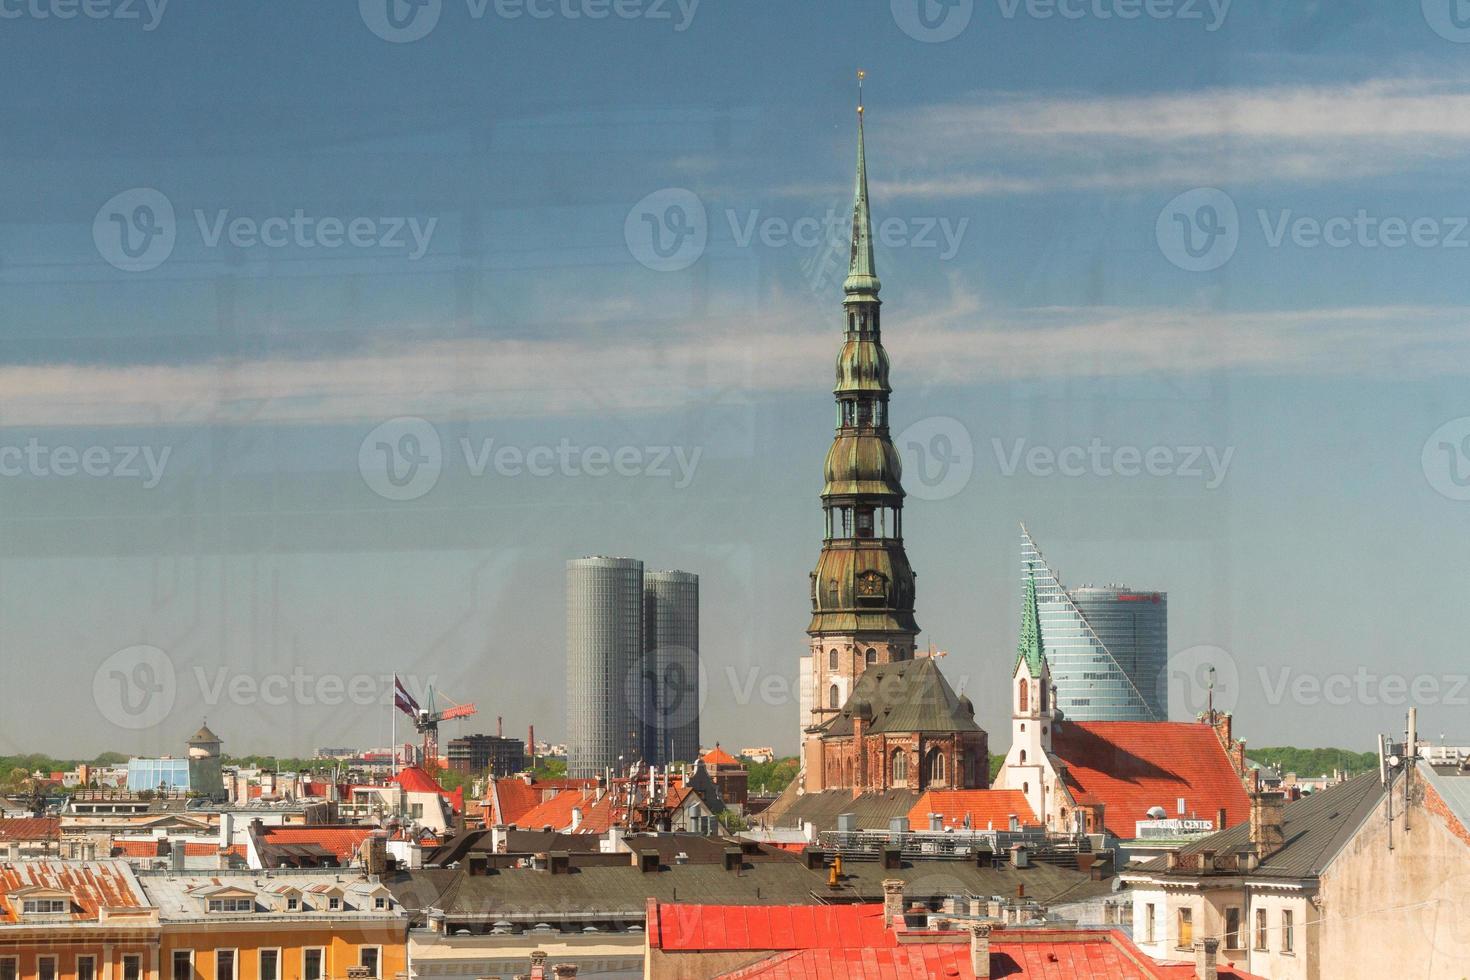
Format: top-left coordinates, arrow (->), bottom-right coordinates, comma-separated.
1146,806 -> 1167,820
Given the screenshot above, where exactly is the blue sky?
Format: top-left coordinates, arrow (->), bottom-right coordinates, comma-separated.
4,0 -> 1470,760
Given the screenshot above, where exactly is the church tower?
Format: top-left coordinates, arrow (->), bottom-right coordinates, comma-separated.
802,78 -> 921,790
997,565 -> 1055,823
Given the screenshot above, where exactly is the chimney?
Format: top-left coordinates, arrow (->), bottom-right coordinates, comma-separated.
928,813 -> 943,832
548,851 -> 570,875
1193,937 -> 1219,980
570,807 -> 582,832
1216,807 -> 1228,831
882,879 -> 905,924
1249,792 -> 1285,859
970,924 -> 993,979
722,847 -> 742,872
528,950 -> 547,980
880,845 -> 902,870
801,847 -> 825,870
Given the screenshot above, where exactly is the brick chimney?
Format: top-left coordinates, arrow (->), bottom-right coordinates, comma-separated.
1193,937 -> 1219,980
970,924 -> 992,978
882,879 -> 905,924
528,950 -> 547,980
1249,791 -> 1285,860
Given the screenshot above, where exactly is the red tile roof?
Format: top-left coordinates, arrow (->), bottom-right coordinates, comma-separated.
906,790 -> 1039,831
110,840 -> 161,858
485,777 -> 600,826
393,766 -> 446,795
0,860 -> 146,922
258,826 -> 374,862
652,903 -> 1265,980
1051,721 -> 1251,839
653,902 -> 895,952
0,817 -> 59,841
516,789 -> 604,832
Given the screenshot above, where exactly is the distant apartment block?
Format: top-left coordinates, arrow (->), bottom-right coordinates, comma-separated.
446,734 -> 526,777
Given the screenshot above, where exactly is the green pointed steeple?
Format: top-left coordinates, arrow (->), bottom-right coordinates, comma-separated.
1016,563 -> 1045,678
844,72 -> 881,300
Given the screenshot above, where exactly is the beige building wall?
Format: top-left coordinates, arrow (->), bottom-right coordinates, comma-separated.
1317,782 -> 1470,980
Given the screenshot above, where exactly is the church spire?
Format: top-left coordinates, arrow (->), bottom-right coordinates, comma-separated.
1017,563 -> 1046,678
844,70 -> 880,300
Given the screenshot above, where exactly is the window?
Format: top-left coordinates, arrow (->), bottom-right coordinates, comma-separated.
78,957 -> 96,980
287,897 -> 299,910
1143,903 -> 1156,943
216,950 -> 235,980
1,958 -> 17,980
1255,908 -> 1268,950
1224,907 -> 1242,950
1018,679 -> 1029,713
1176,908 -> 1193,949
39,958 -> 57,980
374,896 -> 388,910
932,753 -> 945,783
173,950 -> 193,980
208,898 -> 253,913
828,649 -> 838,670
303,949 -> 324,980
22,899 -> 68,914
891,749 -> 907,783
123,956 -> 141,980
1282,910 -> 1294,953
328,897 -> 341,910
865,648 -> 876,664
828,684 -> 839,709
259,951 -> 279,980
359,948 -> 381,979
1019,749 -> 1027,764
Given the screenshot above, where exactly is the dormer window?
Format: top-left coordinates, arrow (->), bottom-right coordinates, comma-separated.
207,898 -> 253,913
287,897 -> 299,910
22,899 -> 68,915
374,897 -> 388,910
328,897 -> 341,911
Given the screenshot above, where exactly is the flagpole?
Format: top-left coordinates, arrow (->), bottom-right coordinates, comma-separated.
391,674 -> 398,777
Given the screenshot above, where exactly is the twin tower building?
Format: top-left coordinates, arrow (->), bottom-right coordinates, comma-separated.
566,557 -> 699,780
565,88 -> 1166,784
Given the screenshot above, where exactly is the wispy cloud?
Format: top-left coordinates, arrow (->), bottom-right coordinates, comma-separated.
3,288 -> 1469,428
841,78 -> 1470,198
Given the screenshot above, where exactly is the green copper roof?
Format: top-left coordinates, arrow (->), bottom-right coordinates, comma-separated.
843,102 -> 881,299
1016,564 -> 1045,677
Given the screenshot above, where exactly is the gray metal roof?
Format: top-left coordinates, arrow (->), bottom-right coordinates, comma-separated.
1136,771 -> 1385,880
135,868 -> 404,923
403,854 -> 1110,922
820,659 -> 981,737
1420,764 -> 1470,834
765,790 -> 922,834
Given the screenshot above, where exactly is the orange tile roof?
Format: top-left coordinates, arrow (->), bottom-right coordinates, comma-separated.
703,745 -> 744,768
516,788 -> 601,832
1051,721 -> 1251,839
0,817 -> 59,841
0,861 -> 146,923
258,826 -> 374,862
393,766 -> 446,795
110,840 -> 161,858
906,790 -> 1039,831
487,777 -> 599,826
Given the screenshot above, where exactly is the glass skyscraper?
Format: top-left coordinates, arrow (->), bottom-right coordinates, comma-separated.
1020,525 -> 1168,722
643,570 -> 700,765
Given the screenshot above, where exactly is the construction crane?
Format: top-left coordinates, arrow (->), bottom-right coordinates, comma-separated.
403,683 -> 477,767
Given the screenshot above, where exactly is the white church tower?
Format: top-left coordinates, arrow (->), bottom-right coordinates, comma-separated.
998,565 -> 1056,826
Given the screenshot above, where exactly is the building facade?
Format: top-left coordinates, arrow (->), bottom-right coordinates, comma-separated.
566,557 -> 646,779
445,735 -> 525,778
642,570 -> 700,765
801,92 -> 925,792
0,861 -> 159,980
1020,525 -> 1167,722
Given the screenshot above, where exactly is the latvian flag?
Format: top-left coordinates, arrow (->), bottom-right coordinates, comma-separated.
394,676 -> 420,717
